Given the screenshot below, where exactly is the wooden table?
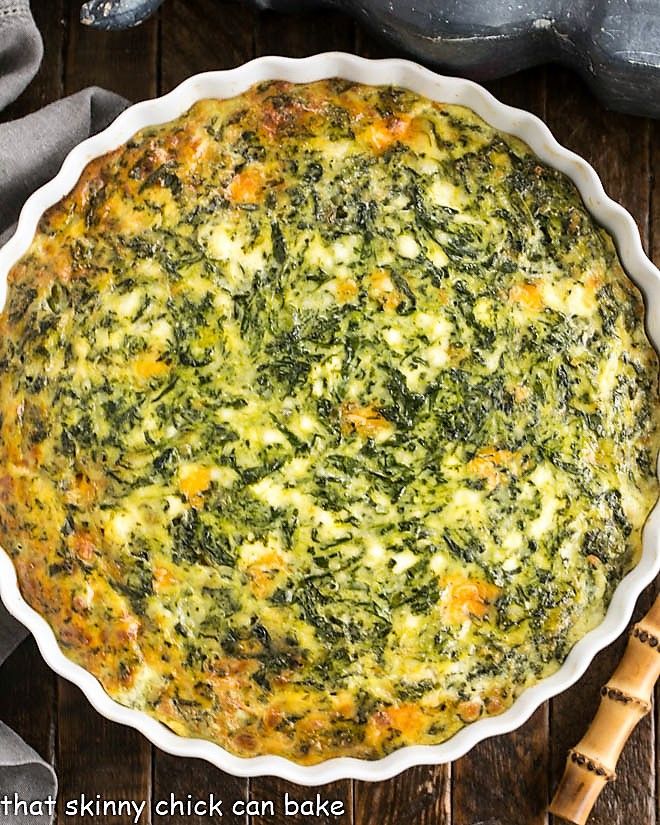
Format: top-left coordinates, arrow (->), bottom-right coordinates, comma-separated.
1,2 -> 658,823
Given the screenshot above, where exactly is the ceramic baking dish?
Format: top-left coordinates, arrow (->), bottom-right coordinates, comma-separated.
0,52 -> 658,785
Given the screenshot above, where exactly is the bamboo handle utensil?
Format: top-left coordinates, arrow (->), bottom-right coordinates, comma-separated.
549,594 -> 660,824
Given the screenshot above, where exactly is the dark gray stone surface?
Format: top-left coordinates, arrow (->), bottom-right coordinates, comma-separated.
80,0 -> 660,118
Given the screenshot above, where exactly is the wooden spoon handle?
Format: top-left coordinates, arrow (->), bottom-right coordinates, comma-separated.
549,594 -> 660,824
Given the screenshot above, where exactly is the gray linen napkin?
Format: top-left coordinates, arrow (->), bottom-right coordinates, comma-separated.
0,85 -> 129,240
0,1 -> 129,821
0,723 -> 55,825
0,0 -> 42,111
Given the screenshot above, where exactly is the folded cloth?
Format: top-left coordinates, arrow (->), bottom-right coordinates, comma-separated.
0,0 -> 42,111
0,2 -> 129,821
0,723 -> 56,825
0,608 -> 26,664
0,613 -> 57,824
0,86 -> 129,240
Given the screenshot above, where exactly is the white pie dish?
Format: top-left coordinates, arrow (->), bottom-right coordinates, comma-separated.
0,52 -> 658,785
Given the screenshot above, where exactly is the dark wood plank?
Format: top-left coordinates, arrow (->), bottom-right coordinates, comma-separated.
153,5 -> 254,820
57,679 -> 152,825
154,753 -> 248,825
544,63 -> 655,825
255,8 -> 355,57
251,13 -> 357,818
452,70 -> 548,820
484,66 -> 547,119
453,708 -> 549,825
444,65 -> 549,825
653,127 -> 660,825
53,6 -> 158,821
160,0 -> 258,94
3,0 -> 65,121
645,110 -> 659,825
651,111 -> 660,269
355,765 -> 450,825
252,13 -> 358,821
0,637 -> 56,764
544,64 -> 651,248
64,0 -> 158,101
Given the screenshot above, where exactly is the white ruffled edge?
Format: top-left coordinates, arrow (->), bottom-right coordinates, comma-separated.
0,53 -> 658,785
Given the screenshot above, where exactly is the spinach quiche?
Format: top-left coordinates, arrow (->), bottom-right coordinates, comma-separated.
0,79 -> 658,764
